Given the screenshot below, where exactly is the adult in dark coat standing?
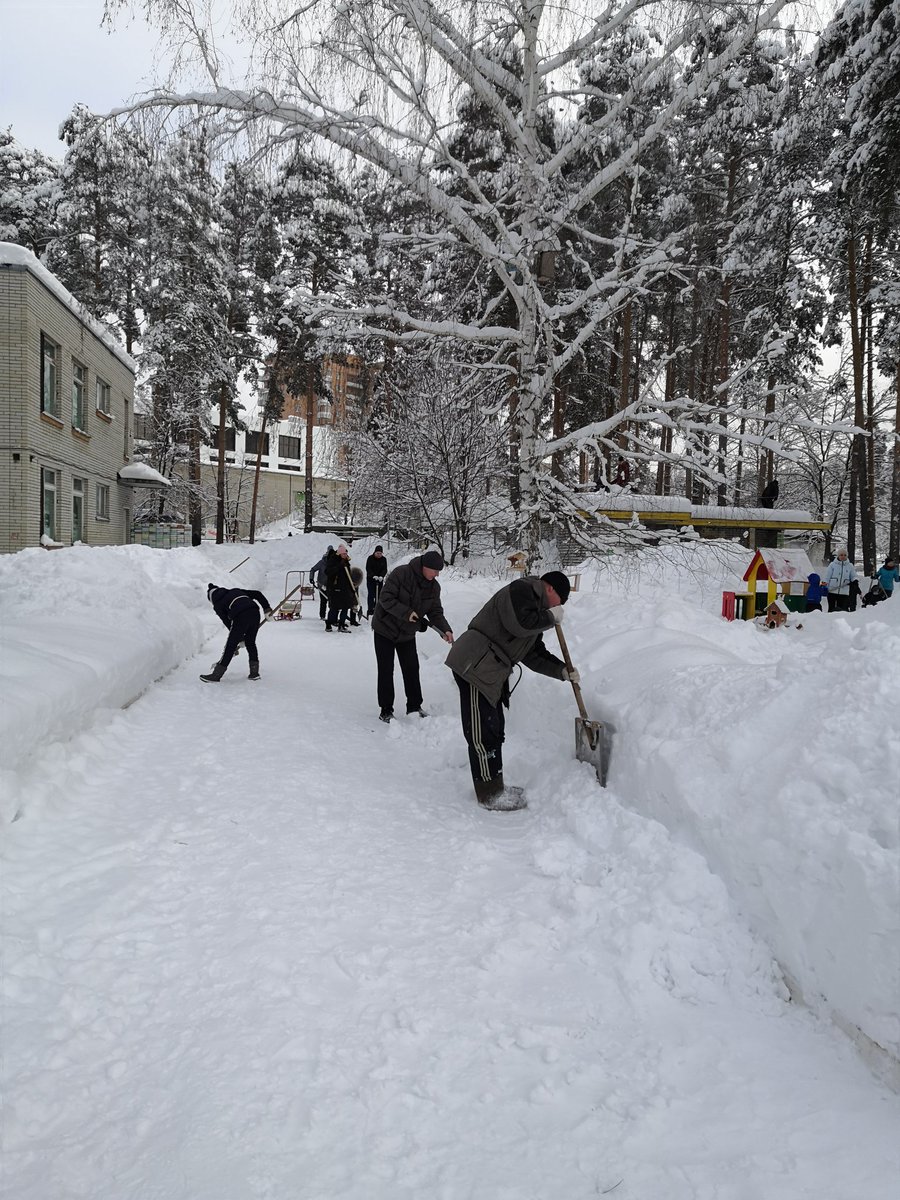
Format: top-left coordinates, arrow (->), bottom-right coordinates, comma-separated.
759,478 -> 779,508
372,550 -> 453,721
445,572 -> 575,810
325,544 -> 358,631
365,545 -> 388,617
201,584 -> 273,682
309,545 -> 333,620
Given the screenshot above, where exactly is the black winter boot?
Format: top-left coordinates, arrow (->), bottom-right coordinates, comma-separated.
474,775 -> 527,811
200,661 -> 226,683
248,660 -> 260,681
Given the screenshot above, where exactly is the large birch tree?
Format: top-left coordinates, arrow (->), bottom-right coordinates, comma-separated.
107,0 -> 796,555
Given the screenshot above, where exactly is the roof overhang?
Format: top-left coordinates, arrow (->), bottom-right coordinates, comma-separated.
118,463 -> 171,488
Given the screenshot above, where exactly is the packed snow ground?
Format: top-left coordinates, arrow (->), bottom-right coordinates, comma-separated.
1,533 -> 898,1199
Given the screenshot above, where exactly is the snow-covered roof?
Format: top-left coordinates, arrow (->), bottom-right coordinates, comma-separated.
578,492 -> 692,514
118,463 -> 171,487
0,241 -> 136,374
691,505 -> 814,523
574,493 -> 819,524
745,548 -> 815,582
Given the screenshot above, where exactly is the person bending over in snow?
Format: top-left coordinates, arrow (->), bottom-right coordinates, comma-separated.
445,571 -> 576,812
202,584 -> 273,683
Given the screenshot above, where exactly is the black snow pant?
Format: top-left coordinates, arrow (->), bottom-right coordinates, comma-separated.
827,593 -> 851,613
374,632 -> 422,713
318,589 -> 328,620
220,606 -> 261,673
367,577 -> 383,616
454,671 -> 505,785
327,602 -> 350,629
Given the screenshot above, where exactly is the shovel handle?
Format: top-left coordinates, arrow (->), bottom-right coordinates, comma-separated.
554,623 -> 591,724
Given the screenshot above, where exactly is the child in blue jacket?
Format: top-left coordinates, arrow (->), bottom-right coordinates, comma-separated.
876,558 -> 898,597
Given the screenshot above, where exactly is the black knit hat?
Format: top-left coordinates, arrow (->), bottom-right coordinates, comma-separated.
421,550 -> 444,571
375,545 -> 383,552
207,582 -> 217,598
541,571 -> 571,603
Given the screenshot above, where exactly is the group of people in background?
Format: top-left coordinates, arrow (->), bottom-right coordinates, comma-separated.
308,543 -> 388,628
202,542 -> 578,812
806,550 -> 898,613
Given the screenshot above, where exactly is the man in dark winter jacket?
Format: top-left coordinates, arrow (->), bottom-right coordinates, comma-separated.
365,545 -> 388,617
445,571 -> 576,811
372,550 -> 453,722
309,546 -> 333,621
202,584 -> 273,682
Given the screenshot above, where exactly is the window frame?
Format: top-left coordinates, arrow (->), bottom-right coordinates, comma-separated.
95,377 -> 111,416
40,334 -> 60,418
96,483 -> 110,522
41,467 -> 59,540
245,430 -> 270,457
72,361 -> 88,432
72,476 -> 86,543
279,434 -> 301,461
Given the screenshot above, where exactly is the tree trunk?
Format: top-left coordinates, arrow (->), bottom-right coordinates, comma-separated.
716,155 -> 738,507
215,382 -> 228,543
847,227 -> 874,574
891,360 -> 900,557
551,384 -> 566,481
304,365 -> 315,532
188,414 -> 202,547
249,419 -> 266,544
656,297 -> 676,496
758,372 -> 778,503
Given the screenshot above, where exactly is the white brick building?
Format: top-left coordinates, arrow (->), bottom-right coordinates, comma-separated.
0,243 -> 148,553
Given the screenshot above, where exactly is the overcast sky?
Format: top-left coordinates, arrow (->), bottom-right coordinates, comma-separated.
1,0 -> 169,158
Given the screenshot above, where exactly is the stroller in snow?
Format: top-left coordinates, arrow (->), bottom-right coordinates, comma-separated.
861,578 -> 887,607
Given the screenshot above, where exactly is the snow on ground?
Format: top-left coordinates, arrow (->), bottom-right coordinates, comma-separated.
1,533 -> 898,1199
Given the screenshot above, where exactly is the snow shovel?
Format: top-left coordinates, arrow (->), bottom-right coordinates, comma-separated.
554,624 -> 613,787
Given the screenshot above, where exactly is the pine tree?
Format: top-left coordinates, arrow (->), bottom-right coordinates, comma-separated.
0,130 -> 61,253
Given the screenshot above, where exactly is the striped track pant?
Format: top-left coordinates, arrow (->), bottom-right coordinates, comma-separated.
453,672 -> 504,785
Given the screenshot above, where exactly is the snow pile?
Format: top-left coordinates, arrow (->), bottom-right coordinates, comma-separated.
0,542 -> 258,789
577,553 -> 900,1064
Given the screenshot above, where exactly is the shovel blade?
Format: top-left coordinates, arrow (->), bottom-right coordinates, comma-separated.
575,717 -> 613,787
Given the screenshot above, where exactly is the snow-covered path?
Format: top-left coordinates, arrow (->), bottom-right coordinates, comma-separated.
2,600 -> 898,1199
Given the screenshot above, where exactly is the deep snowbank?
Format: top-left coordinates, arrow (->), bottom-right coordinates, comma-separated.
573,545 -> 900,1068
1,533 -> 897,1075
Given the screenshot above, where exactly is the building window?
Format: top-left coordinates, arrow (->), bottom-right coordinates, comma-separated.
96,378 -> 111,415
41,335 -> 60,418
72,477 -> 86,543
210,428 -> 236,451
41,468 -> 59,540
246,431 -> 270,456
316,397 -> 332,424
123,399 -> 130,458
72,362 -> 87,431
279,434 -> 301,460
96,483 -> 110,521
